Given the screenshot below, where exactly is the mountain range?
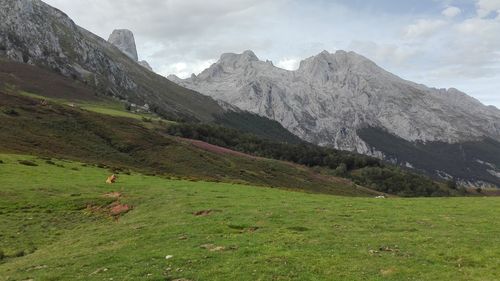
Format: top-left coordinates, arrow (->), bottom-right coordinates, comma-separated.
169,50 -> 500,187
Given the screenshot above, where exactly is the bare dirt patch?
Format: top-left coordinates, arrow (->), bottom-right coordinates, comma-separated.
103,192 -> 122,199
109,202 -> 132,216
200,244 -> 226,252
85,194 -> 132,219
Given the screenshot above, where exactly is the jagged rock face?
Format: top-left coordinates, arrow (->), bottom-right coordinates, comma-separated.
108,29 -> 138,61
170,50 -> 500,153
139,60 -> 153,71
0,0 -> 222,122
107,29 -> 153,72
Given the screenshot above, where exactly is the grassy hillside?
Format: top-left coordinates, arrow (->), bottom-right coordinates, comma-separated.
0,90 -> 374,196
166,123 -> 452,197
0,154 -> 499,281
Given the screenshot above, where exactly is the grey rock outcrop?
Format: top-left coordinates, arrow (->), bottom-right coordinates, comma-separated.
170,50 -> 500,153
107,29 -> 153,72
108,29 -> 138,61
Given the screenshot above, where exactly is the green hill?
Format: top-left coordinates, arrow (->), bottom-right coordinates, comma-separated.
0,154 -> 499,281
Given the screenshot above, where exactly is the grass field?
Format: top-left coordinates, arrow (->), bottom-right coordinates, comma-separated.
1,154 -> 499,281
16,88 -> 165,123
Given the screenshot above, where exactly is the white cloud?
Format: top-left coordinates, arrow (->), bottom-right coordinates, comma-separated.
477,0 -> 500,18
442,6 -> 461,18
276,58 -> 300,70
404,19 -> 447,39
158,59 -> 216,78
348,41 -> 418,67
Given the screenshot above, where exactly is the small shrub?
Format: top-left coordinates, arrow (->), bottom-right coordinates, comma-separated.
476,188 -> 482,193
0,160 -> 4,164
18,160 -> 38,167
0,250 -> 4,260
142,117 -> 152,123
45,160 -> 56,165
13,250 -> 25,257
3,108 -> 19,116
334,163 -> 348,177
70,167 -> 79,171
446,180 -> 458,190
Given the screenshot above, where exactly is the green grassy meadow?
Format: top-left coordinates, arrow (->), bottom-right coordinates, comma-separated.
1,154 -> 499,281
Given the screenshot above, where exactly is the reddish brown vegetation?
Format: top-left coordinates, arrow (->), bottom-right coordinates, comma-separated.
180,138 -> 259,159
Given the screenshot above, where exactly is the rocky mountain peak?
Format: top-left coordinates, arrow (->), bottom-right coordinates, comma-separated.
108,29 -> 138,61
172,49 -> 500,150
107,29 -> 154,71
298,50 -> 380,77
219,50 -> 259,68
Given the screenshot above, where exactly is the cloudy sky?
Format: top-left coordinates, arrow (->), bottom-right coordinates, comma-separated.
43,0 -> 500,107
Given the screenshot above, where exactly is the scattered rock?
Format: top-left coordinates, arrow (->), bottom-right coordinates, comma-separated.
193,210 -> 213,216
26,264 -> 48,271
89,267 -> 108,276
103,192 -> 122,199
200,244 -> 225,252
379,245 -> 399,252
165,255 -> 173,260
380,267 -> 397,276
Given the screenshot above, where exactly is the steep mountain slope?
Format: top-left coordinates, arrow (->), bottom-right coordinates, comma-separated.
0,0 -> 222,122
0,0 -> 298,143
170,50 -> 500,186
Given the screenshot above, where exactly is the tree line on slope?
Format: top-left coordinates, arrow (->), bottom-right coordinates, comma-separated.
165,123 -> 450,197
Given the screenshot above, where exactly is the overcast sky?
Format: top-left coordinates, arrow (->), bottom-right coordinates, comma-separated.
43,0 -> 500,107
